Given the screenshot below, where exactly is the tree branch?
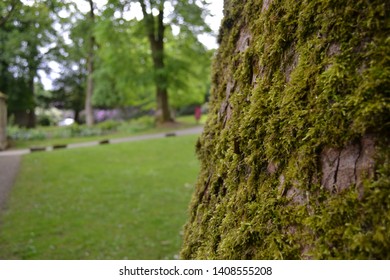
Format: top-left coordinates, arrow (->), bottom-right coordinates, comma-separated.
157,2 -> 164,44
138,0 -> 148,18
138,0 -> 156,43
87,0 -> 95,20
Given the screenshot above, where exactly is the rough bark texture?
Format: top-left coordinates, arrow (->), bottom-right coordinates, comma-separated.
181,0 -> 390,259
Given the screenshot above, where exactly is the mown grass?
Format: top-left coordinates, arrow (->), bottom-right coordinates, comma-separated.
0,135 -> 199,259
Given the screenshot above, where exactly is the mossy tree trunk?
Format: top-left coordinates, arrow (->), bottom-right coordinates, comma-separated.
181,0 -> 390,259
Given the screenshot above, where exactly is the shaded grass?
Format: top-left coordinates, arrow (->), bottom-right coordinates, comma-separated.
0,135 -> 199,259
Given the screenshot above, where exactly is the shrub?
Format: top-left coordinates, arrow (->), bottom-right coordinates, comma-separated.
67,124 -> 102,137
7,126 -> 47,140
37,114 -> 53,126
96,120 -> 121,132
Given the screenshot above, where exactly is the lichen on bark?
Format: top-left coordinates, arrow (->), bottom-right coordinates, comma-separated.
181,0 -> 390,259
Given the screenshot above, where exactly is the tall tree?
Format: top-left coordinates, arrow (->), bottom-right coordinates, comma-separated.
138,0 -> 171,123
181,0 -> 390,259
50,18 -> 88,124
111,0 -> 211,124
93,14 -> 154,109
93,14 -> 212,112
0,0 -> 56,127
50,45 -> 86,124
48,1 -> 98,124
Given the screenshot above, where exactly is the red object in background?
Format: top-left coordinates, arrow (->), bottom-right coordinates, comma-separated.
194,106 -> 202,123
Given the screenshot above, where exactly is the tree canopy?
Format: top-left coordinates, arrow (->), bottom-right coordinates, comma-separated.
1,0 -> 214,127
99,0 -> 212,123
1,0 -> 57,127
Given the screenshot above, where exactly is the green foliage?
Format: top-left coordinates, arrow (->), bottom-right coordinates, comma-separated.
93,17 -> 154,108
7,114 -> 202,150
6,116 -> 163,148
36,114 -> 53,127
95,119 -> 121,132
165,30 -> 213,108
181,0 -> 390,259
93,6 -> 213,110
66,123 -> 101,137
2,0 -> 213,127
7,126 -> 46,141
7,123 -> 103,141
0,135 -> 199,259
99,0 -> 212,122
49,8 -> 89,121
0,0 -> 57,126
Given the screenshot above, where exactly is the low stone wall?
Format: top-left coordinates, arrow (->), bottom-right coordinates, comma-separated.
0,92 -> 7,151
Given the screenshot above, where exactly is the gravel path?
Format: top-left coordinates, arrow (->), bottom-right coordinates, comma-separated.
0,156 -> 21,211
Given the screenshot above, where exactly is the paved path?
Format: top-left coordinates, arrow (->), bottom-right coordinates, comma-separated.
0,126 -> 204,157
0,126 -> 203,210
0,155 -> 21,211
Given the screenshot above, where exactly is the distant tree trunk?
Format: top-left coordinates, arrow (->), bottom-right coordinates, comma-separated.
181,0 -> 390,259
14,111 -> 29,127
26,109 -> 35,128
74,109 -> 80,124
85,0 -> 95,126
0,61 -> 9,101
0,92 -> 7,150
85,52 -> 94,126
139,0 -> 173,124
26,76 -> 36,128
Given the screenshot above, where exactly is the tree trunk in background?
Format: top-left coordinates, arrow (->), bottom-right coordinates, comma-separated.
85,0 -> 95,126
26,76 -> 36,128
26,109 -> 36,128
85,52 -> 94,126
74,109 -> 81,124
181,0 -> 390,259
0,92 -> 7,150
156,86 -> 171,124
139,1 -> 173,124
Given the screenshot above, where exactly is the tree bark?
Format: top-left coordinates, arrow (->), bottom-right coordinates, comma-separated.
181,0 -> 390,259
85,0 -> 95,126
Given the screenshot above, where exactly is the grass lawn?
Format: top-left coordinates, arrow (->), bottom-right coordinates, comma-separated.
0,135 -> 199,259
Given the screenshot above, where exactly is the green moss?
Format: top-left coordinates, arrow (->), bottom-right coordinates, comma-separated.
181,0 -> 390,259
